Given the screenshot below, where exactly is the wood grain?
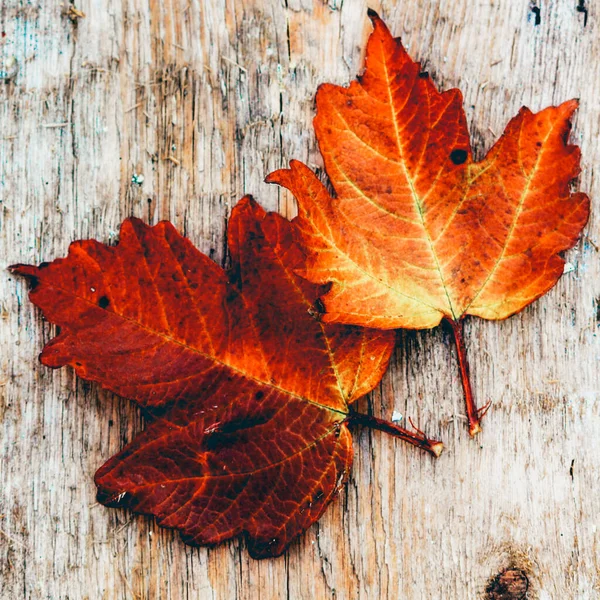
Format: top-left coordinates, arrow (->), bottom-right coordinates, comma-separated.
1,1 -> 599,598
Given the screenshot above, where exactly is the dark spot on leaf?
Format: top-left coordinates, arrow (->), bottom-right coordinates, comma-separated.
313,489 -> 325,503
203,414 -> 274,451
39,262 -> 50,269
225,287 -> 238,304
255,391 -> 264,400
314,298 -> 326,315
450,149 -> 468,165
418,71 -> 429,79
98,296 -> 110,309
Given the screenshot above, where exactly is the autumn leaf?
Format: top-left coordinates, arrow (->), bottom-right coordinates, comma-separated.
10,197 -> 442,558
267,11 -> 590,436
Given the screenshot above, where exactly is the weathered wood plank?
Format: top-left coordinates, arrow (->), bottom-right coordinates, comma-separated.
1,1 -> 599,598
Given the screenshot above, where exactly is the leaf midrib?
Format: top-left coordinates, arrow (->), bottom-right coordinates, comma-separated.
252,219 -> 350,404
42,280 -> 348,417
461,115 -> 557,315
105,421 -> 345,487
379,41 -> 458,320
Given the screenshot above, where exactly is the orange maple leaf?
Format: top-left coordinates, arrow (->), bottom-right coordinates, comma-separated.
267,11 -> 590,436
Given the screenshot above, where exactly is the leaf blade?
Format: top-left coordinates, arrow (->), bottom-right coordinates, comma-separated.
268,14 -> 589,328
11,196 -> 395,557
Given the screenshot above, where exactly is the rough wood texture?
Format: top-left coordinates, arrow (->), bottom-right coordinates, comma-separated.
1,1 -> 598,598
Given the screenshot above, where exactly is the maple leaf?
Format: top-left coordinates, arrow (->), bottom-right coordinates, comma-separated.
267,11 -> 590,436
10,197 -> 442,558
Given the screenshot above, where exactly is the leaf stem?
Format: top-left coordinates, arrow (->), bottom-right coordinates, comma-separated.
447,318 -> 490,437
348,412 -> 443,458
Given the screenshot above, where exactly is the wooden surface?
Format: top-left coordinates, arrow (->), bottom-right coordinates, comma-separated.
1,1 -> 599,598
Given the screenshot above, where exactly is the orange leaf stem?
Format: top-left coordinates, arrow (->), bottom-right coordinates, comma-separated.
448,318 -> 490,437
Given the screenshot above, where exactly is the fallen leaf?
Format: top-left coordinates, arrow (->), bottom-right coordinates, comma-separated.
11,197 -> 441,558
267,11 -> 590,436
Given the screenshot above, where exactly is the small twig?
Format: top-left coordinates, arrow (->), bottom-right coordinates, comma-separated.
407,416 -> 425,437
476,399 -> 492,420
125,102 -> 143,113
114,517 -> 134,535
83,66 -> 110,74
66,6 -> 86,20
118,566 -> 141,600
447,414 -> 469,423
221,56 -> 247,73
164,155 -> 180,165
584,234 -> 599,252
0,527 -> 27,549
42,122 -> 71,128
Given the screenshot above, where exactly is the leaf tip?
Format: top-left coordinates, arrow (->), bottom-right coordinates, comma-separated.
96,485 -> 130,508
264,170 -> 282,185
265,161 -> 303,188
559,97 -> 580,118
120,216 -> 145,232
231,195 -> 267,229
8,263 -> 40,279
365,8 -> 395,44
39,350 -> 58,369
236,194 -> 257,210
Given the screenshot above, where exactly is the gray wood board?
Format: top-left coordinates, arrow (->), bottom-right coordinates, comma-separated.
1,1 -> 599,598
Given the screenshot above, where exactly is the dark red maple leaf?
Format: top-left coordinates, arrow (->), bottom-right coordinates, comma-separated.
11,197 -> 442,558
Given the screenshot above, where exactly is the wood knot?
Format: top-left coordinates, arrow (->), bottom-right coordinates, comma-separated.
485,568 -> 529,600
